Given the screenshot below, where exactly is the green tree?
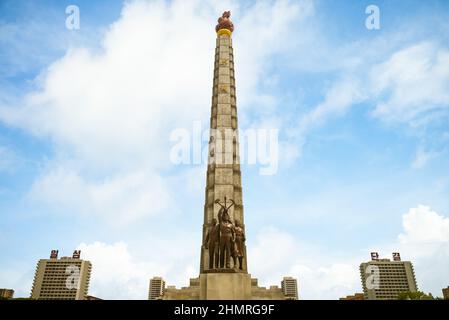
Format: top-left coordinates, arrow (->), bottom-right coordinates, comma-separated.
397,291 -> 435,300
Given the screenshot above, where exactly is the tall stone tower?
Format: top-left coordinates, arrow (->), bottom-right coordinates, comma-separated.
159,12 -> 298,300
198,11 -> 252,299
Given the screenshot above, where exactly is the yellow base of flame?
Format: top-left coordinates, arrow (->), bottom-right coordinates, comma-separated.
216,29 -> 232,37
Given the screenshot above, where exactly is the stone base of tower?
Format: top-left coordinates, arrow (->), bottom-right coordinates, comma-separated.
160,275 -> 293,300
199,273 -> 252,300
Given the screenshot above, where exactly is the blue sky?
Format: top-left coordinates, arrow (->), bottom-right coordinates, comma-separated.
1,0 -> 449,299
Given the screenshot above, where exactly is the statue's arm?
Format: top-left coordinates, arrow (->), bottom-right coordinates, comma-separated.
215,199 -> 226,210
226,199 -> 235,210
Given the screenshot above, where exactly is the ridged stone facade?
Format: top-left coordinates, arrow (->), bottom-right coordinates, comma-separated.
199,27 -> 247,274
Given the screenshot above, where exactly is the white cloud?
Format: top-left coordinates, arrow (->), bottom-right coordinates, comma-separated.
1,2 -> 213,170
289,41 -> 449,162
0,264 -> 34,298
0,3 -> 92,77
29,166 -> 172,225
234,0 -> 314,109
249,227 -> 361,300
78,228 -> 362,300
0,0 -> 308,170
298,76 -> 365,133
371,42 -> 449,124
0,0 -> 306,222
284,76 -> 366,165
77,242 -> 161,299
398,205 -> 449,244
77,238 -> 200,299
7,206 -> 444,300
320,42 -> 449,130
379,205 -> 449,296
278,140 -> 302,167
0,146 -> 21,172
167,165 -> 205,198
249,227 -> 297,279
248,205 -> 449,299
2,0 -> 448,300
289,263 -> 360,300
361,205 -> 449,297
411,148 -> 439,169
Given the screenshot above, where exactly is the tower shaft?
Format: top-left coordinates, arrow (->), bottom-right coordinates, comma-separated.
200,19 -> 247,274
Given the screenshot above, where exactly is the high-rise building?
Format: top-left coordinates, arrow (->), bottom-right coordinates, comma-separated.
281,277 -> 299,300
0,288 -> 14,299
148,277 -> 165,300
443,286 -> 449,300
30,249 -> 92,300
360,252 -> 418,300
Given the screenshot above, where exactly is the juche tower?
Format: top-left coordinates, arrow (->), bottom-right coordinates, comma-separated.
197,11 -> 251,299
158,11 -> 297,300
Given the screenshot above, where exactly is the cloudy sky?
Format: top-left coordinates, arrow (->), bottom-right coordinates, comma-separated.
1,0 -> 449,299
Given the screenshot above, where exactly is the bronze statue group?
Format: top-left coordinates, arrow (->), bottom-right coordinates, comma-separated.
204,197 -> 245,271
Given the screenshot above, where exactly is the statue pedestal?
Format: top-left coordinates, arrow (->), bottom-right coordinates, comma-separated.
199,272 -> 252,300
